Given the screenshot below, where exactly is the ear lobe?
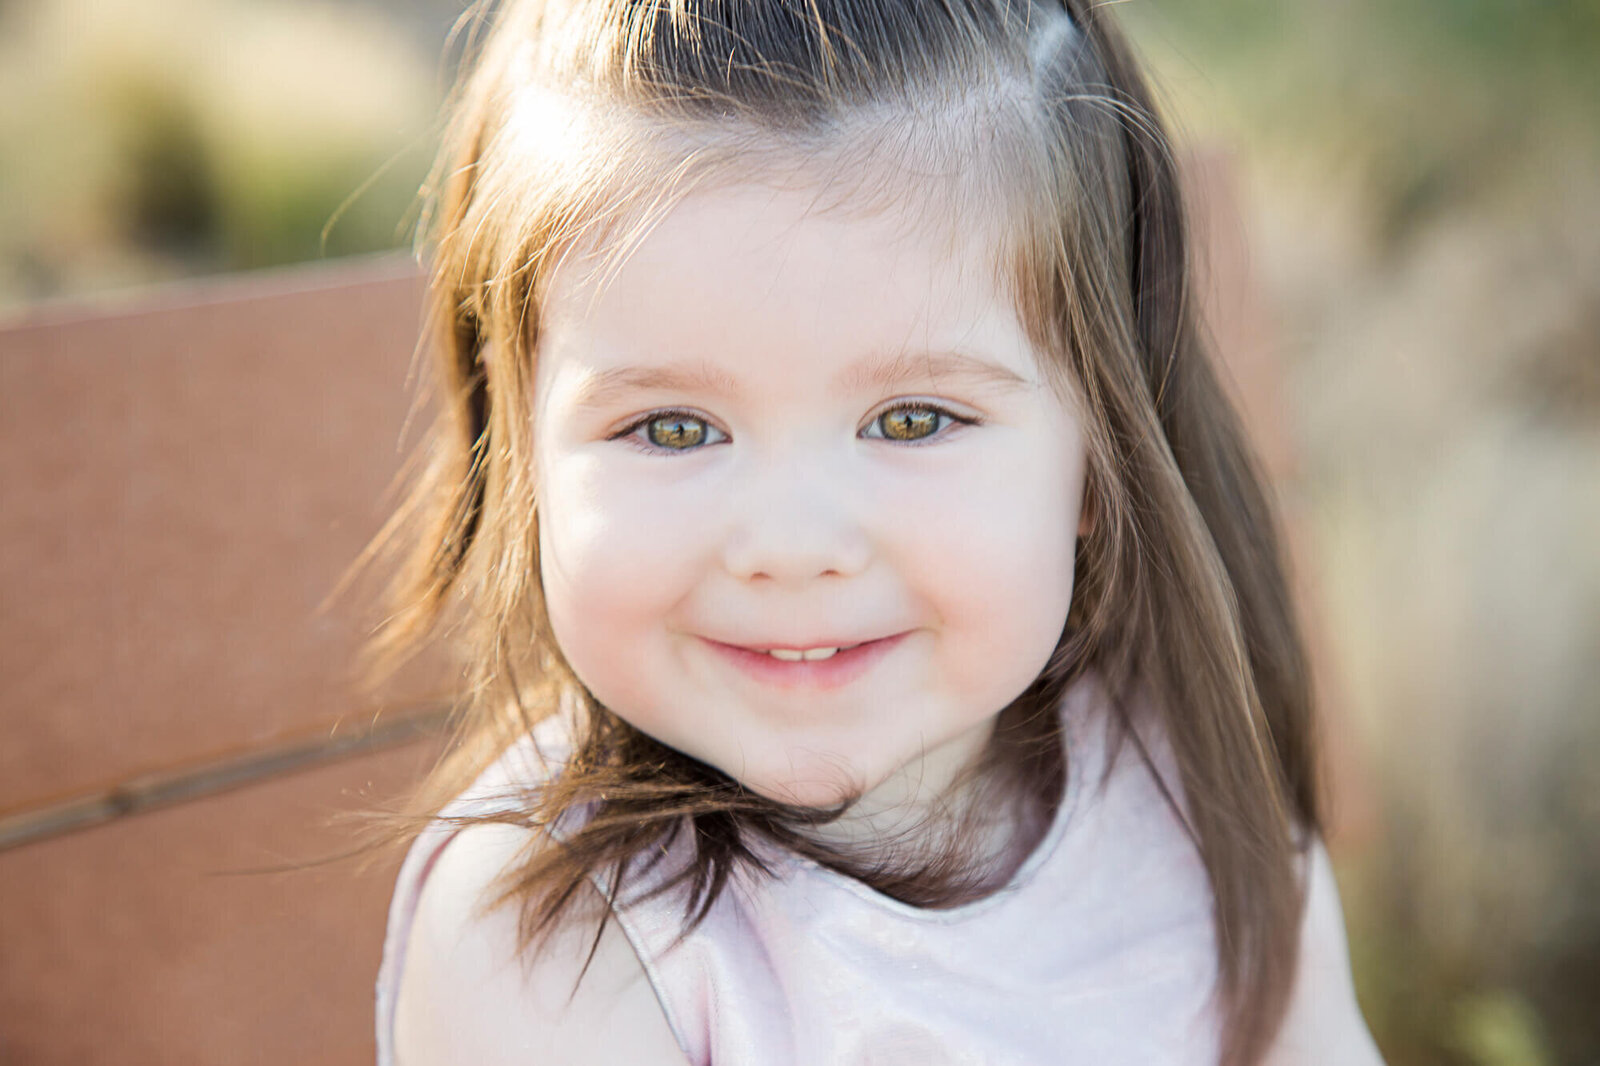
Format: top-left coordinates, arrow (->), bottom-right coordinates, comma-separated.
1076,482 -> 1095,538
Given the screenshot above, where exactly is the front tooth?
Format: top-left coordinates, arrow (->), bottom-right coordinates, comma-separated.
801,647 -> 839,661
769,648 -> 805,662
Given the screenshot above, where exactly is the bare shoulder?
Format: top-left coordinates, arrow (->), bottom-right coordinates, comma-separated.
393,822 -> 690,1066
1264,838 -> 1387,1066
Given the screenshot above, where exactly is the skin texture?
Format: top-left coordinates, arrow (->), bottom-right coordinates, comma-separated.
532,181 -> 1090,836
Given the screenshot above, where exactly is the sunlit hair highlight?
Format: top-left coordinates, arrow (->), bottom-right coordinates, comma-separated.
369,2 -> 1322,1063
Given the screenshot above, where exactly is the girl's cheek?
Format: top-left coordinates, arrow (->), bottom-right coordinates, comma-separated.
866,436 -> 1081,667
537,453 -> 706,711
538,451 -> 712,606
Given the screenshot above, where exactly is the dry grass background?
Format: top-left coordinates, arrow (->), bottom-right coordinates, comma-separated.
1127,5 -> 1600,1061
1,1 -> 1595,1062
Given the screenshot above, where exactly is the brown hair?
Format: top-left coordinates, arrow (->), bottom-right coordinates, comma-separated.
371,1 -> 1321,1062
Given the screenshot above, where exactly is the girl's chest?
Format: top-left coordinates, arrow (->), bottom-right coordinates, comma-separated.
681,882 -> 1217,1066
618,739 -> 1221,1066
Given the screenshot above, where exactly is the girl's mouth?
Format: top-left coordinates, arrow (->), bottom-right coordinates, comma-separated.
755,642 -> 862,662
699,633 -> 908,689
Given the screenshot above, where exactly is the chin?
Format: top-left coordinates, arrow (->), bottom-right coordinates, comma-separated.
734,760 -> 868,812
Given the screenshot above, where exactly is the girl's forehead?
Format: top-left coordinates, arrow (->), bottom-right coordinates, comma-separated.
546,178 -> 1011,327
533,178 -> 1054,407
541,160 -> 1022,332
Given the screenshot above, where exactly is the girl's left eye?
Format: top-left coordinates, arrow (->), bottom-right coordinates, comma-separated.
861,403 -> 971,443
617,410 -> 728,452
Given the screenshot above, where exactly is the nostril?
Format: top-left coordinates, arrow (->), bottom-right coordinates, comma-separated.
722,538 -> 870,583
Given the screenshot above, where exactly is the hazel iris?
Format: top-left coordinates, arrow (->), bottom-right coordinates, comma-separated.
878,407 -> 939,441
647,414 -> 707,449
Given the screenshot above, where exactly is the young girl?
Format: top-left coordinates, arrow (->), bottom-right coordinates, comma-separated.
373,0 -> 1382,1063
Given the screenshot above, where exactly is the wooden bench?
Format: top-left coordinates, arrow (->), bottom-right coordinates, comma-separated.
0,256 -> 448,1066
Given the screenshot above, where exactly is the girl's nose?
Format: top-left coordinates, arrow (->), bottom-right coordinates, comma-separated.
720,461 -> 873,583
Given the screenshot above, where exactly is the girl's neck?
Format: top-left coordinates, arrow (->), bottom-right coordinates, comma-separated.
799,708 -> 1062,906
808,715 -> 1000,848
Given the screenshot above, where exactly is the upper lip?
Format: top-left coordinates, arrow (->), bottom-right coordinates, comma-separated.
704,635 -> 888,652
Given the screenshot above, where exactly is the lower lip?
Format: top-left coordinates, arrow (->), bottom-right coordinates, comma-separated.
700,633 -> 909,690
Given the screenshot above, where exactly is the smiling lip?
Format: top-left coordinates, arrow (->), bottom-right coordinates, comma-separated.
700,633 -> 908,690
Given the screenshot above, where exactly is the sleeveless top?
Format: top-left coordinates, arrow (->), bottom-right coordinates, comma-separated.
376,673 -> 1222,1065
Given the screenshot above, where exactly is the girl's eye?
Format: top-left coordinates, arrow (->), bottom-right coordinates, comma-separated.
862,404 -> 969,443
619,410 -> 727,452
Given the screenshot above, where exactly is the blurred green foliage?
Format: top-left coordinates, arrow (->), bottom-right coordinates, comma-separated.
1133,0 -> 1600,242
0,0 -> 443,307
2,0 -> 1594,301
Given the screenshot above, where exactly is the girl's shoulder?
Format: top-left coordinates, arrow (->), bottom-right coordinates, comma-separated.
376,716 -> 691,1066
1091,681 -> 1383,1062
388,821 -> 688,1066
1265,837 -> 1387,1065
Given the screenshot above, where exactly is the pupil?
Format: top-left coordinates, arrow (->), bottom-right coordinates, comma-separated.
883,408 -> 938,440
648,415 -> 705,449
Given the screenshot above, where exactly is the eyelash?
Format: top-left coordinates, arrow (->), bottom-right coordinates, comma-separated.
861,401 -> 978,445
611,401 -> 979,454
611,408 -> 729,454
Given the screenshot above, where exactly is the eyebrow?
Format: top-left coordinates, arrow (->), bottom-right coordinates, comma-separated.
568,361 -> 743,411
837,349 -> 1033,394
567,348 -> 1032,411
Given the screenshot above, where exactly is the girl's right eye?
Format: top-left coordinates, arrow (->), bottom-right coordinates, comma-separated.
615,410 -> 728,452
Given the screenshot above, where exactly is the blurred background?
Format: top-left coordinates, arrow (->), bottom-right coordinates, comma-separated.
0,0 -> 1595,1063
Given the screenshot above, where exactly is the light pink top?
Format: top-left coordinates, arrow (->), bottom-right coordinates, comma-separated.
376,674 -> 1223,1064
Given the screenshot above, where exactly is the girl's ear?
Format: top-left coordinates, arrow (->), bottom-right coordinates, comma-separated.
1077,480 -> 1095,538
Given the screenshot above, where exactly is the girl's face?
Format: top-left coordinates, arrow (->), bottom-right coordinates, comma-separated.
534,181 -> 1087,815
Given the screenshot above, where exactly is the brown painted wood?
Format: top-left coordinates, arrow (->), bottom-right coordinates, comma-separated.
0,740 -> 439,1066
0,702 -> 447,851
0,256 -> 446,814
